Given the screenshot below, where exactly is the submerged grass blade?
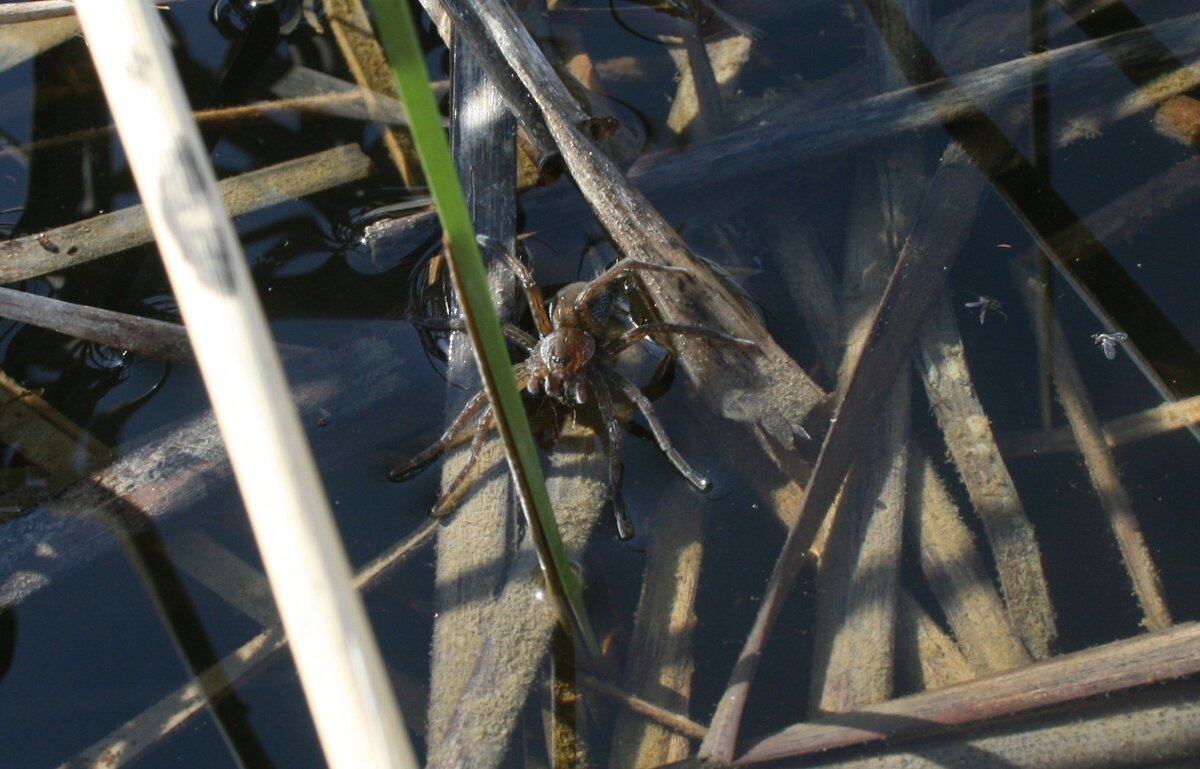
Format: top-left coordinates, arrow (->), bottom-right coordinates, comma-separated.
371,0 -> 600,662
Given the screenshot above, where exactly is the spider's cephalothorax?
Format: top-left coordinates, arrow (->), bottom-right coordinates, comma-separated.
528,322 -> 594,403
391,240 -> 753,539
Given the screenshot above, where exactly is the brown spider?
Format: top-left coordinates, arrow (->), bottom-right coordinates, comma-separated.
390,240 -> 753,539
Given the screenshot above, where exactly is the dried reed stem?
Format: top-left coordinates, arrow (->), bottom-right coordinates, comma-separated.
0,144 -> 372,283
322,0 -> 421,183
1000,395 -> 1200,457
739,622 -> 1200,763
906,448 -> 1030,673
915,297 -> 1056,657
1014,268 -> 1172,631
894,589 -> 976,691
608,492 -> 705,767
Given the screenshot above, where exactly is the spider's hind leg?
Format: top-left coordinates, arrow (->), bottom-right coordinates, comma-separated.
592,374 -> 635,540
604,371 -> 711,493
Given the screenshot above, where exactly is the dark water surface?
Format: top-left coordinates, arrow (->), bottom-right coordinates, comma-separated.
1,0 -> 1198,766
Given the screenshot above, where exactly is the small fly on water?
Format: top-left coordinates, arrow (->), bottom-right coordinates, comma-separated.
1091,332 -> 1128,360
964,292 -> 1007,324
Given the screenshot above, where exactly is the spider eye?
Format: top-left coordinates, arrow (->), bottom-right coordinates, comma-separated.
553,355 -> 570,368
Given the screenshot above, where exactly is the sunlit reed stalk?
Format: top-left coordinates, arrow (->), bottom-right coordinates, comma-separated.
71,1 -> 418,767
371,0 -> 601,663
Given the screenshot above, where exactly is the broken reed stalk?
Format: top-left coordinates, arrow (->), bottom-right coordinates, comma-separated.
740,682 -> 1200,769
701,137 -> 990,761
809,162 -> 914,713
627,12 -> 1200,210
809,2 -> 938,704
582,676 -> 707,741
196,89 -> 411,129
906,448 -> 1030,674
1013,266 -> 1172,631
421,22 -> 524,769
665,32 -> 751,143
321,0 -> 421,184
72,2 -> 417,767
894,589 -> 976,690
914,297 -> 1055,658
737,621 -> 1200,764
671,17 -> 730,138
0,1 -> 67,22
0,287 -> 192,361
0,369 -> 114,480
609,480 -> 706,767
0,0 -> 179,23
1001,394 -> 1200,456
0,143 -> 372,284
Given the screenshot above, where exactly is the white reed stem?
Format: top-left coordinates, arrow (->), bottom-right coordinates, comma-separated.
71,2 -> 417,767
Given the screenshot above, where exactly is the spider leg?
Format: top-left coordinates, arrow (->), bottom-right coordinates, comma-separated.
573,259 -> 689,332
431,403 -> 495,517
478,235 -> 553,337
503,325 -> 538,352
389,388 -> 490,481
604,322 -> 755,357
406,314 -> 537,351
604,370 -> 711,492
571,257 -> 686,316
592,375 -> 635,539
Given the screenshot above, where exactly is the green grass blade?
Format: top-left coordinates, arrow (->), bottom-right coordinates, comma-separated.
371,0 -> 600,662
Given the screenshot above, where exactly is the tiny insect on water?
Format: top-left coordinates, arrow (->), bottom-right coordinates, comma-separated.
1092,331 -> 1128,360
391,238 -> 755,540
964,292 -> 1007,324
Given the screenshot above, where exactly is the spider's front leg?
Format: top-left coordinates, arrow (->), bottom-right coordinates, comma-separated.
604,322 -> 755,357
591,374 -> 636,540
402,313 -> 538,352
572,259 -> 690,335
389,388 -> 491,482
431,403 -> 495,516
603,370 -> 711,492
477,235 -> 553,337
391,366 -> 535,519
389,392 -> 498,519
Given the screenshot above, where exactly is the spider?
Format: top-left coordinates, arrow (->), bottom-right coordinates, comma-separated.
390,240 -> 754,539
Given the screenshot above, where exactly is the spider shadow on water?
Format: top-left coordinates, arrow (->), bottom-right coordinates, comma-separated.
389,237 -> 755,539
